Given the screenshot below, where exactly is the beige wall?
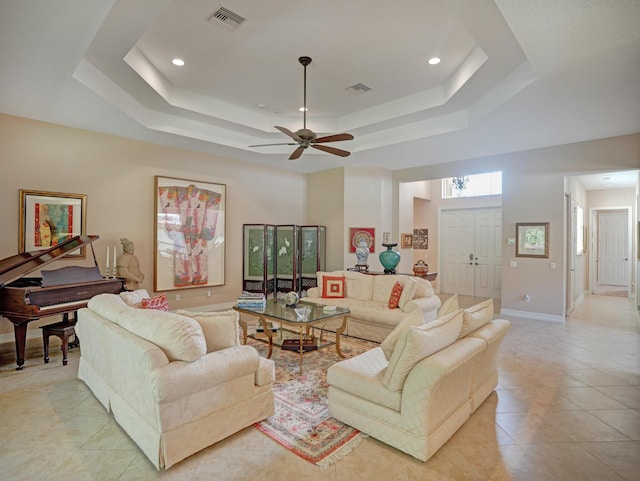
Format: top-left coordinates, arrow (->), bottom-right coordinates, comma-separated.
394,133 -> 640,320
0,114 -> 306,336
2,113 -> 638,338
306,168 -> 344,271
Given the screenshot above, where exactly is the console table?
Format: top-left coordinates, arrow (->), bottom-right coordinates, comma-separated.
347,268 -> 437,282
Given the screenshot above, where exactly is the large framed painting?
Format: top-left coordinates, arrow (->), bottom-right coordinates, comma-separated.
154,176 -> 226,291
516,222 -> 549,258
19,189 -> 87,257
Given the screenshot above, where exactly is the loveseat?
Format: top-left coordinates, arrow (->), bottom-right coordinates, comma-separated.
76,293 -> 275,469
327,297 -> 510,461
304,270 -> 441,342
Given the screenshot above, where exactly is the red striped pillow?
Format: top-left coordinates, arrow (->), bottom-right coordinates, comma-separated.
141,293 -> 169,311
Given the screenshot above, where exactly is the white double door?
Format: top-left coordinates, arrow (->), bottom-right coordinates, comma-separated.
442,207 -> 502,298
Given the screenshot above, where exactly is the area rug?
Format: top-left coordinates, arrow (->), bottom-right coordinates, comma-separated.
247,331 -> 378,469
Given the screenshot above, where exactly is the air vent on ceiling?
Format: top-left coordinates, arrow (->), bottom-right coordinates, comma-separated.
346,83 -> 372,95
207,6 -> 246,31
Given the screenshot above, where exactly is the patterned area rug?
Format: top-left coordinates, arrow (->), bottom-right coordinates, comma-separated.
247,331 -> 378,469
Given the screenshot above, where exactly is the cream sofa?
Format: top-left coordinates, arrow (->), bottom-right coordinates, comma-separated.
327,298 -> 510,461
76,293 -> 275,469
304,270 -> 441,342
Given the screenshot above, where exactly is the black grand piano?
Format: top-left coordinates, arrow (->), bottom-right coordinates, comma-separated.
0,235 -> 124,369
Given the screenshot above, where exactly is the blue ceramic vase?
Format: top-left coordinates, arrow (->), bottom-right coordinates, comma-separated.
379,243 -> 401,274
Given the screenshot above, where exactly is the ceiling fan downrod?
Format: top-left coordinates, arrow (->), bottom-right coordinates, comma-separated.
299,56 -> 311,130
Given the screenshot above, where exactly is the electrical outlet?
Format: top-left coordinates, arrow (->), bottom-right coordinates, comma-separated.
207,290 -> 212,297
176,294 -> 181,301
524,294 -> 531,303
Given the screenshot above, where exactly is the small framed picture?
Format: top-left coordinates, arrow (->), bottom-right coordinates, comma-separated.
19,189 -> 87,257
401,233 -> 413,248
516,222 -> 549,258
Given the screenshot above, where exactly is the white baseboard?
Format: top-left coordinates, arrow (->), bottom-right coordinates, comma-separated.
499,308 -> 564,323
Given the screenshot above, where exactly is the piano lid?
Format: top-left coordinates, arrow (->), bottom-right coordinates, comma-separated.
0,235 -> 99,288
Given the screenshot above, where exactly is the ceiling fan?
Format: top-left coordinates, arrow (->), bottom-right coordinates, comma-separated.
250,56 -> 354,160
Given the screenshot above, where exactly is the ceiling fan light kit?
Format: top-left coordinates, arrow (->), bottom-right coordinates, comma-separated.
249,56 -> 354,160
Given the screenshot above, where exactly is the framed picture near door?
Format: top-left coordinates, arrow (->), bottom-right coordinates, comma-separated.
516,222 -> 549,258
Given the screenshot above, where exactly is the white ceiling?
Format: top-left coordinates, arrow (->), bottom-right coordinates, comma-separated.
1,0 -> 639,183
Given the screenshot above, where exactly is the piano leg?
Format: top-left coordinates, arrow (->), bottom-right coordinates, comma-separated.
13,322 -> 28,370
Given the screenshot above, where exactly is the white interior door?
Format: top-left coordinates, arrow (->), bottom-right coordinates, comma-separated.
598,212 -> 629,286
443,210 -> 475,296
442,207 -> 502,298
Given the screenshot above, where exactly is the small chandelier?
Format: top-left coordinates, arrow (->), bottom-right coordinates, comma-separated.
452,176 -> 469,191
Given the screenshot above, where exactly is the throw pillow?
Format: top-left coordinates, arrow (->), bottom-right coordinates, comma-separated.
141,293 -> 169,311
322,276 -> 346,298
380,309 -> 424,361
398,277 -> 417,310
383,309 -> 464,391
176,309 -> 240,353
119,289 -> 150,308
388,281 -> 404,309
458,298 -> 494,338
438,293 -> 459,317
118,309 -> 206,362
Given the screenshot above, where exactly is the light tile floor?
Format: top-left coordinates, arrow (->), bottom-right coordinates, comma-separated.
0,294 -> 638,480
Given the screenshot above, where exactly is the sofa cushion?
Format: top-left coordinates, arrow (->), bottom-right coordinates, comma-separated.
398,277 -> 417,309
458,298 -> 494,338
380,309 -> 424,361
87,293 -> 130,322
388,281 -> 404,309
322,276 -> 346,298
327,346 -> 401,411
347,301 -> 408,327
382,309 -> 464,391
176,309 -> 240,353
343,271 -> 374,301
141,293 -> 169,311
372,275 -> 404,303
413,277 -> 434,298
119,289 -> 150,308
117,309 -> 206,362
438,293 -> 459,317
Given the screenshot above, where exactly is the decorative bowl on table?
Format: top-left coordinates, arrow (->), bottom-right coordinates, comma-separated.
284,291 -> 299,307
293,306 -> 311,321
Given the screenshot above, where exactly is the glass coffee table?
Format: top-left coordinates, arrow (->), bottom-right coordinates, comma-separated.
234,299 -> 350,374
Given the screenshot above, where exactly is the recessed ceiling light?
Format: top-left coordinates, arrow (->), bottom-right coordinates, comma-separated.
299,107 -> 308,112
428,57 -> 441,65
604,183 -> 613,187
172,58 -> 185,66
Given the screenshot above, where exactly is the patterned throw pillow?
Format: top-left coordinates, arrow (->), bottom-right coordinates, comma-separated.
322,276 -> 346,298
388,281 -> 404,309
141,293 -> 169,311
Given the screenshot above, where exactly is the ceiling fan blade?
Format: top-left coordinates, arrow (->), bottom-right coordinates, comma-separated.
289,146 -> 305,160
311,144 -> 351,157
249,142 -> 298,147
313,133 -> 354,143
275,126 -> 302,142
